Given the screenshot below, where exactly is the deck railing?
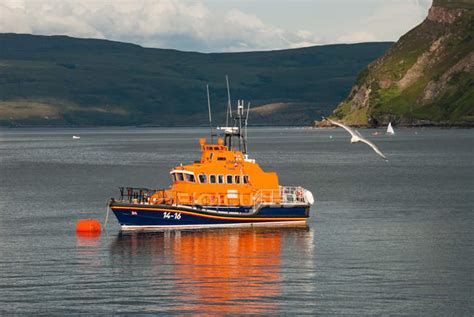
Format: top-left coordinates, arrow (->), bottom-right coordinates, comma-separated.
252,186 -> 308,208
115,186 -> 309,208
118,187 -> 157,204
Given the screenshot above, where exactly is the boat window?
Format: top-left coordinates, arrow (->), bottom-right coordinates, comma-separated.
185,174 -> 195,182
226,175 -> 233,184
218,175 -> 224,184
172,174 -> 177,182
234,175 -> 240,184
198,174 -> 207,183
217,157 -> 226,161
210,175 -> 216,184
243,175 -> 249,184
177,173 -> 184,181
209,153 -> 214,160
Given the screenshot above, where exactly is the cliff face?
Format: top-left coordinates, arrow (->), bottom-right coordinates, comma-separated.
326,0 -> 474,127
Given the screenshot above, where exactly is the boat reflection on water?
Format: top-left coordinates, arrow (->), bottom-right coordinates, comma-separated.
172,228 -> 284,314
110,226 -> 312,314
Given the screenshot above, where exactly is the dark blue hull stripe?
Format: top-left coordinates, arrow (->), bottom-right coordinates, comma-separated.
111,204 -> 310,227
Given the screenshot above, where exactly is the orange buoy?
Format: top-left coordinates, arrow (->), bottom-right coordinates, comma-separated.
76,219 -> 101,233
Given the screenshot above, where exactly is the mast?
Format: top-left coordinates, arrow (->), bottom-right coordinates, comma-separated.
216,77 -> 250,154
244,101 -> 250,153
237,100 -> 244,151
225,75 -> 232,127
206,84 -> 213,143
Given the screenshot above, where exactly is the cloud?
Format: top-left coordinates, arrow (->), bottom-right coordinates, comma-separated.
0,2 -> 31,33
0,0 -> 432,52
337,31 -> 377,44
336,0 -> 431,44
0,0 -> 320,52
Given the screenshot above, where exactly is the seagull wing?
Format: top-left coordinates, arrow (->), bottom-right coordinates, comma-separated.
326,118 -> 358,138
358,136 -> 387,160
324,117 -> 388,160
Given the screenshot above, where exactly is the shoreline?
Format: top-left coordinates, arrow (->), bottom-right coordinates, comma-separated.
312,120 -> 474,129
1,124 -> 472,129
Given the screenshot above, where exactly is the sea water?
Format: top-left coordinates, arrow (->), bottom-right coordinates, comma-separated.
0,127 -> 472,315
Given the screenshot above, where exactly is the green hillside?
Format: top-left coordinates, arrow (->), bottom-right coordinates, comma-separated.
0,34 -> 391,126
324,0 -> 474,127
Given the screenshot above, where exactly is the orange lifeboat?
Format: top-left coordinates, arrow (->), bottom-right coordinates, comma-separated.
108,85 -> 314,231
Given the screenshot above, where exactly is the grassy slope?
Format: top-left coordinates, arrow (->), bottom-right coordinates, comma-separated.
0,34 -> 391,126
330,1 -> 474,126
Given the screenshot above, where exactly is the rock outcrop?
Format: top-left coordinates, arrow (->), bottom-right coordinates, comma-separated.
317,0 -> 474,127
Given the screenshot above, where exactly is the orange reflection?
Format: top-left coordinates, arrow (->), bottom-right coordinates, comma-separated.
75,232 -> 102,268
172,229 -> 282,314
76,231 -> 101,248
110,226 -> 312,314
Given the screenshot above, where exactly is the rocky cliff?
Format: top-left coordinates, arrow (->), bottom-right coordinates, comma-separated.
320,0 -> 474,127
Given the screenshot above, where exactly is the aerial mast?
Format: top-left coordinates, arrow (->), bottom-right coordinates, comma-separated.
244,101 -> 250,153
237,100 -> 244,151
216,77 -> 250,154
225,74 -> 232,127
206,84 -> 213,143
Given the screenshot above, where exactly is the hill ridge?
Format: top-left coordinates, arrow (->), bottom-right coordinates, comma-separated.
0,33 -> 391,126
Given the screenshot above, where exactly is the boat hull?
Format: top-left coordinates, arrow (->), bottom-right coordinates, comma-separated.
110,202 -> 310,231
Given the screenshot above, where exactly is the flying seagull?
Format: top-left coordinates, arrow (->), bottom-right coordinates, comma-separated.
324,117 -> 387,160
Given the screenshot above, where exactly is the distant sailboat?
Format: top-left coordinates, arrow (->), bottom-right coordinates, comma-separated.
386,122 -> 395,135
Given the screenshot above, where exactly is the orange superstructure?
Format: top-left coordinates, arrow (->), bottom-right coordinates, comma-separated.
150,137 -> 281,207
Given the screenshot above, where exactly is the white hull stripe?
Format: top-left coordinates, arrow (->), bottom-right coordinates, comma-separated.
121,220 -> 308,231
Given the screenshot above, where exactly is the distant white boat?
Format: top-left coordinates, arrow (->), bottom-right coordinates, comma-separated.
72,135 -> 81,139
386,122 -> 395,135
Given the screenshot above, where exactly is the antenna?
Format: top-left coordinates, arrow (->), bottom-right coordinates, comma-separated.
244,102 -> 250,153
225,75 -> 232,127
245,102 -> 251,125
216,77 -> 251,153
206,84 -> 213,143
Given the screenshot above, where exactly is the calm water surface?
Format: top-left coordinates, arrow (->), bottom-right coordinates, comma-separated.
0,127 -> 472,315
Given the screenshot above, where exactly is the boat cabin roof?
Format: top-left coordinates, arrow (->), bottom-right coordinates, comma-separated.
168,138 -> 279,191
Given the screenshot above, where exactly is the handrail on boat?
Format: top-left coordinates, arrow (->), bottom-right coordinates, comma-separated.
252,186 -> 308,209
116,186 -> 309,208
118,187 -> 158,204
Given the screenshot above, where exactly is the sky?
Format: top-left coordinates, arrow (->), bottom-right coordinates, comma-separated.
0,0 -> 433,52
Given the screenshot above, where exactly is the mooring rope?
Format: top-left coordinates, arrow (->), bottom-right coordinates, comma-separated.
103,202 -> 110,233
